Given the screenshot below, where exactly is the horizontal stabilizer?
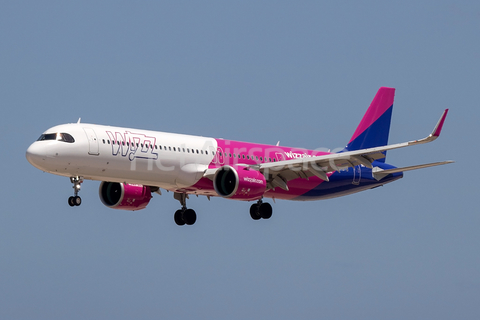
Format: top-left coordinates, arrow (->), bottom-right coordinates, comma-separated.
372,160 -> 454,180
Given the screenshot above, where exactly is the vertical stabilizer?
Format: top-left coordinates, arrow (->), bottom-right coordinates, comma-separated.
344,87 -> 395,162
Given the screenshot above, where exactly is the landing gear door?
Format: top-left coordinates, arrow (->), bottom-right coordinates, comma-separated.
83,128 -> 100,155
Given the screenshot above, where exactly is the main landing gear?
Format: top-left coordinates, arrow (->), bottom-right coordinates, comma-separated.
173,192 -> 197,226
172,193 -> 272,225
250,199 -> 273,220
68,176 -> 83,207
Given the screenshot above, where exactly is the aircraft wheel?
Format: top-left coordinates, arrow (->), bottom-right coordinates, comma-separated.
68,196 -> 75,207
259,203 -> 272,219
174,210 -> 185,226
250,204 -> 261,220
183,209 -> 197,225
74,196 -> 82,206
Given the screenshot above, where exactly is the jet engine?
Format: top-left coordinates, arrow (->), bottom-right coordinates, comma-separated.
213,165 -> 266,200
99,182 -> 152,211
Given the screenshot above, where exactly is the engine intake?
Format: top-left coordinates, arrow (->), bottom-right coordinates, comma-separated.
99,182 -> 152,211
213,165 -> 266,200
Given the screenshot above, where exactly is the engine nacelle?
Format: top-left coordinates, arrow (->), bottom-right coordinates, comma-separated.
213,165 -> 266,200
99,182 -> 152,211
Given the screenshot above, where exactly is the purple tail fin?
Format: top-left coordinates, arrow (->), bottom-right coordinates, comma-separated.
344,87 -> 395,162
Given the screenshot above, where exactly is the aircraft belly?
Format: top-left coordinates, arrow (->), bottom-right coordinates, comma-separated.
265,168 -> 403,201
175,163 -> 207,188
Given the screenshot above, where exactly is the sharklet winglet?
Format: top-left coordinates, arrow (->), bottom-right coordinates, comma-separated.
432,109 -> 449,137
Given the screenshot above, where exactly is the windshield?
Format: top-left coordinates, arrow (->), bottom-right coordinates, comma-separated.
37,133 -> 75,143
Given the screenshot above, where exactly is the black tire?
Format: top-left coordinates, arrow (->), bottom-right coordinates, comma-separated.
174,210 -> 185,226
250,204 -> 261,220
183,209 -> 197,225
68,196 -> 75,207
74,196 -> 82,206
259,202 -> 272,219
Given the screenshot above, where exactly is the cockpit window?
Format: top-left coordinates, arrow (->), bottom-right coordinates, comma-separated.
37,133 -> 56,141
61,133 -> 75,143
37,133 -> 75,143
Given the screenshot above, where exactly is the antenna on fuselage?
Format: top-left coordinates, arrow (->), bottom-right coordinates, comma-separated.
276,141 -> 280,146
77,118 -> 81,124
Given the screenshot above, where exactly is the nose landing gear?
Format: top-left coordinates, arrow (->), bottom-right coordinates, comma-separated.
68,176 -> 83,207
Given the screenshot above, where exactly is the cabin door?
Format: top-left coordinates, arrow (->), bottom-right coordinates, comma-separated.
83,128 -> 99,155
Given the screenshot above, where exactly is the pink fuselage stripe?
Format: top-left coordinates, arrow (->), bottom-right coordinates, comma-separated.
348,87 -> 395,144
191,139 -> 332,199
211,139 -> 331,168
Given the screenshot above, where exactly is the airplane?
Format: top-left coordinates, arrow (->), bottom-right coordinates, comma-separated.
26,87 -> 453,226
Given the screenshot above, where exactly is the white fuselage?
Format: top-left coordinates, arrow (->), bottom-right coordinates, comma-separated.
26,123 -> 219,194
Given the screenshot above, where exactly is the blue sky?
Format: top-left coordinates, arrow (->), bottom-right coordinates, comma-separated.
1,1 -> 479,319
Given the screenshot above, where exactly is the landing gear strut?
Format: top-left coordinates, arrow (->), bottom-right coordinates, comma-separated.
250,199 -> 272,220
68,176 -> 83,207
173,192 -> 197,226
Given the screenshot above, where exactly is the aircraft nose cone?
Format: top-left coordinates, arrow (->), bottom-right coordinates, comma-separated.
26,143 -> 46,168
